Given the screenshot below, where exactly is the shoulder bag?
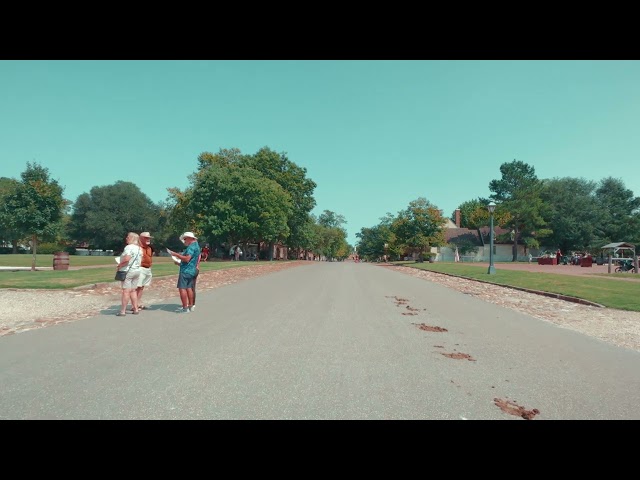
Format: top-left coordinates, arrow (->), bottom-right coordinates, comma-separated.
115,250 -> 140,281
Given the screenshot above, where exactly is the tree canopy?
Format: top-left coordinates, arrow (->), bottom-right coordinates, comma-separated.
1,162 -> 65,269
489,160 -> 551,260
68,181 -> 161,251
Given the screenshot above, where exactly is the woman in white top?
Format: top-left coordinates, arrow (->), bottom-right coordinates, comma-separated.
116,232 -> 143,316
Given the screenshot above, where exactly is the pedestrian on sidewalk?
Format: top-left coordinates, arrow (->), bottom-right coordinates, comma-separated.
116,232 -> 142,316
134,231 -> 154,311
167,231 -> 200,314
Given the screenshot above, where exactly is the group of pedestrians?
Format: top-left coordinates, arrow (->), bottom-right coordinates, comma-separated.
115,231 -> 201,316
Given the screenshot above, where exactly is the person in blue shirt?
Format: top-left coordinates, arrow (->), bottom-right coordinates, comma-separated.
167,231 -> 201,313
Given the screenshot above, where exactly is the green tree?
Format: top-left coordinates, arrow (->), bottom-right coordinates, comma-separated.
317,210 -> 346,230
0,177 -> 26,253
193,147 -> 317,259
182,162 -> 293,251
2,162 -> 65,270
310,210 -> 349,261
594,177 -> 640,245
291,214 -> 320,259
391,197 -> 446,259
355,213 -> 398,261
68,181 -> 161,251
321,226 -> 349,261
452,198 -> 489,229
540,177 -> 603,253
241,147 -> 317,253
489,160 -> 551,261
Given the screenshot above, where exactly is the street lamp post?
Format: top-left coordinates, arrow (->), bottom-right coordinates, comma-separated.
487,202 -> 496,275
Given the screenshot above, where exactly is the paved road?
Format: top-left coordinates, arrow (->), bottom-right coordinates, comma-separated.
1,261 -> 639,419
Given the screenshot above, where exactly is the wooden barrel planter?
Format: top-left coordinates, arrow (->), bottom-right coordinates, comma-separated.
53,252 -> 70,270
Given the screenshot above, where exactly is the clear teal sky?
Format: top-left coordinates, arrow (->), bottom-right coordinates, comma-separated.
2,60 -> 639,246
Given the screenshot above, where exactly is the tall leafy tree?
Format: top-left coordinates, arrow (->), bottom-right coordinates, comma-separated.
68,181 -> 161,251
181,162 -> 293,251
319,226 -> 349,261
0,177 -> 25,253
452,198 -> 489,229
318,210 -> 346,230
241,147 -> 317,252
197,148 -> 244,169
313,210 -> 349,261
540,177 -> 603,253
3,162 -> 65,270
489,160 -> 551,261
356,213 -> 397,262
293,214 -> 321,258
594,177 -> 640,245
391,197 -> 446,258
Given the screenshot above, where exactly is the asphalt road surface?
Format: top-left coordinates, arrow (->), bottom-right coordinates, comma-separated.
1,261 -> 639,419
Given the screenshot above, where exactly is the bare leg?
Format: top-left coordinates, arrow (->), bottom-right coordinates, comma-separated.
120,290 -> 129,314
136,287 -> 144,307
130,289 -> 138,312
179,289 -> 189,308
186,288 -> 195,307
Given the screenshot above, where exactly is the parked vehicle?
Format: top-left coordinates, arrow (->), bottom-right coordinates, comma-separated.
615,259 -> 637,273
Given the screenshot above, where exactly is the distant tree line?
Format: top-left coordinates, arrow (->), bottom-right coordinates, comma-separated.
0,147 -> 352,269
356,159 -> 640,262
3,157 -> 639,267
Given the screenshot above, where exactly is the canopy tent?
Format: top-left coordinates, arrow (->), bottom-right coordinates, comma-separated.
601,242 -> 638,273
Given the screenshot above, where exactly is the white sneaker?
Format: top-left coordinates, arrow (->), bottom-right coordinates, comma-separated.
176,307 -> 190,314
189,305 -> 196,312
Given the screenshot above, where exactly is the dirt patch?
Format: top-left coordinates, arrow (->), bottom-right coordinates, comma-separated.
441,352 -> 476,361
386,295 -> 409,306
413,323 -> 448,332
493,397 -> 540,420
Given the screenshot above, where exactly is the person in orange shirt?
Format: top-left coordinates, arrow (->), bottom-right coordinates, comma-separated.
134,231 -> 154,311
201,244 -> 210,262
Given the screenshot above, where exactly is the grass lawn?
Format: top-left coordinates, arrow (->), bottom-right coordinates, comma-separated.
0,254 -> 266,289
393,261 -> 640,312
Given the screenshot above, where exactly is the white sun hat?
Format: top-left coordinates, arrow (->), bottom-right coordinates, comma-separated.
179,231 -> 198,243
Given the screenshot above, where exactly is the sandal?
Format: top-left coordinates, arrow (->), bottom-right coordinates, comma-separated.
116,312 -> 126,317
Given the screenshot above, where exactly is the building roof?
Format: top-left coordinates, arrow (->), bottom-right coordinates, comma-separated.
601,242 -> 635,250
444,228 -> 482,245
445,227 -> 513,245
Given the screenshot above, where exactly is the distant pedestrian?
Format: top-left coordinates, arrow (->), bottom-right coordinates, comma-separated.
235,245 -> 242,261
556,249 -> 562,265
167,231 -> 200,314
201,244 -> 210,262
528,253 -> 533,263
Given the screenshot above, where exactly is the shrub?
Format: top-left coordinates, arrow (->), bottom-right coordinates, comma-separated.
36,242 -> 68,254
